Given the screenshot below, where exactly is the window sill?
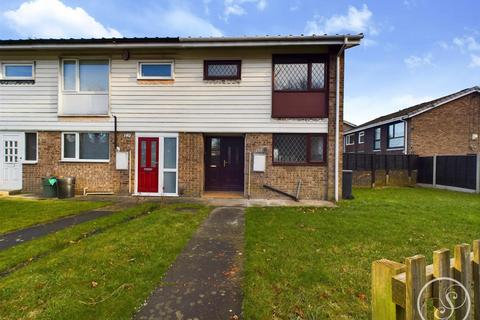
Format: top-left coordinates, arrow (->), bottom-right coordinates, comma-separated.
386,147 -> 404,151
23,161 -> 38,165
0,79 -> 35,85
57,114 -> 110,118
137,79 -> 174,85
272,162 -> 326,167
60,159 -> 110,163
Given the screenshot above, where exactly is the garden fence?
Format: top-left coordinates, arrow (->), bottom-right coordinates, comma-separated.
372,240 -> 480,320
343,153 -> 417,171
417,154 -> 480,192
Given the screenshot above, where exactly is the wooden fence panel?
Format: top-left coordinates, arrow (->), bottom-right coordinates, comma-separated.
372,240 -> 480,320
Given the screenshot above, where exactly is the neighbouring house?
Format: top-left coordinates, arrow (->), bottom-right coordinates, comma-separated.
344,86 -> 480,156
343,120 -> 357,133
0,35 -> 363,200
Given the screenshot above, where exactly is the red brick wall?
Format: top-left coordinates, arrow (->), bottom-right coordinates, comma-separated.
23,131 -> 135,194
409,93 -> 480,156
245,133 -> 328,200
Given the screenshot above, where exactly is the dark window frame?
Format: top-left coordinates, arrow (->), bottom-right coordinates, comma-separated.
203,60 -> 242,80
387,122 -> 405,149
373,127 -> 381,151
272,54 -> 327,93
272,133 -> 327,166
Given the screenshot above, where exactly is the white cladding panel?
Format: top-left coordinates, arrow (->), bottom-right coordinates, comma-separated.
0,51 -> 329,133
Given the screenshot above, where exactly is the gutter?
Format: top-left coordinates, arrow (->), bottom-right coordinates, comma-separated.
335,37 -> 349,202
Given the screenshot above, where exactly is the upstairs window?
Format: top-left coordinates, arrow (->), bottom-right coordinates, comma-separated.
374,128 -> 381,150
345,134 -> 355,146
358,131 -> 365,144
2,63 -> 34,80
204,60 -> 241,80
62,59 -> 109,92
388,122 -> 405,148
273,55 -> 326,91
138,61 -> 174,80
273,134 -> 326,165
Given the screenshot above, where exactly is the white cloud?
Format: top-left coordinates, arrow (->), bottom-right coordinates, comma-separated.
404,53 -> 433,69
305,4 -> 376,36
3,0 -> 122,38
453,36 -> 480,52
346,94 -> 433,124
158,8 -> 223,37
223,0 -> 267,21
470,54 -> 480,68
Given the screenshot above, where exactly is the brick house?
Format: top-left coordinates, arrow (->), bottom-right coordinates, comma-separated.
0,35 -> 363,201
344,86 -> 480,156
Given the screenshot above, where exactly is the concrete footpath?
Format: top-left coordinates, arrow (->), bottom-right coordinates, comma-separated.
135,207 -> 245,320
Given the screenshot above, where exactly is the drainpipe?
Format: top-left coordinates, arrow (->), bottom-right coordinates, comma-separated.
334,37 -> 348,202
403,119 -> 408,155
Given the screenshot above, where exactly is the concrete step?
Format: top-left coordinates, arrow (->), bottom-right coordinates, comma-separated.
0,189 -> 22,196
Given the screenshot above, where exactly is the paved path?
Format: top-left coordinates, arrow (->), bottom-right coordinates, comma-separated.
0,204 -> 127,251
135,207 -> 245,320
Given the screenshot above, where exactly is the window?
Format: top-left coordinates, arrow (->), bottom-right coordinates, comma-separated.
388,122 -> 405,148
273,134 -> 326,164
62,132 -> 109,161
358,131 -> 365,144
374,128 -> 381,150
2,63 -> 34,80
273,55 -> 326,91
62,59 -> 109,92
138,61 -> 174,80
24,132 -> 37,163
345,134 -> 355,146
204,60 -> 241,80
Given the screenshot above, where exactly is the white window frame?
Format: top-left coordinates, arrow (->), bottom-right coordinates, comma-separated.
61,59 -> 110,94
134,132 -> 179,197
358,131 -> 365,144
23,132 -> 38,164
2,62 -> 35,80
345,134 -> 355,146
137,61 -> 175,80
61,132 -> 110,163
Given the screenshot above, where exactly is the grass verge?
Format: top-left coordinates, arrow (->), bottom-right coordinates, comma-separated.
244,187 -> 480,319
0,203 -> 210,319
0,198 -> 109,234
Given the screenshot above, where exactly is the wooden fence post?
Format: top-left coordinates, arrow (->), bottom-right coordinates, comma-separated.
454,244 -> 472,320
372,259 -> 406,320
405,255 -> 426,320
433,249 -> 450,319
473,240 -> 480,320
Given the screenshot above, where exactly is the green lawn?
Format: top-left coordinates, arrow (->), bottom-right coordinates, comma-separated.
0,198 -> 108,234
0,203 -> 210,320
244,187 -> 480,320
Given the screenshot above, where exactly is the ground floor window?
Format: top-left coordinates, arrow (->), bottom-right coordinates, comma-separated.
24,132 -> 37,163
273,133 -> 327,165
62,132 -> 109,161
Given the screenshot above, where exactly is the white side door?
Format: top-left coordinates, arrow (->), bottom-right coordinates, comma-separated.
0,132 -> 24,190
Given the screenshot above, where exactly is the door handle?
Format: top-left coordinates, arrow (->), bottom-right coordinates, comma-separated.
223,160 -> 228,167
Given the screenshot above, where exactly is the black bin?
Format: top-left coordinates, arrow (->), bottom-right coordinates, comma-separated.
41,177 -> 57,198
57,177 -> 76,199
342,170 -> 354,200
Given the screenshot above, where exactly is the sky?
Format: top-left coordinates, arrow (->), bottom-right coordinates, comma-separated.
0,0 -> 479,125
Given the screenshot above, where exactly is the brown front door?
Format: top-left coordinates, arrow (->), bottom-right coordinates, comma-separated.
205,136 -> 244,191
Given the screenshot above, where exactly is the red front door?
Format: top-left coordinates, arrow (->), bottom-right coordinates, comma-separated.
138,137 -> 159,193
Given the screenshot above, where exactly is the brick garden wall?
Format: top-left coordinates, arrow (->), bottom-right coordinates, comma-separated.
409,92 -> 480,156
23,131 -> 135,194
